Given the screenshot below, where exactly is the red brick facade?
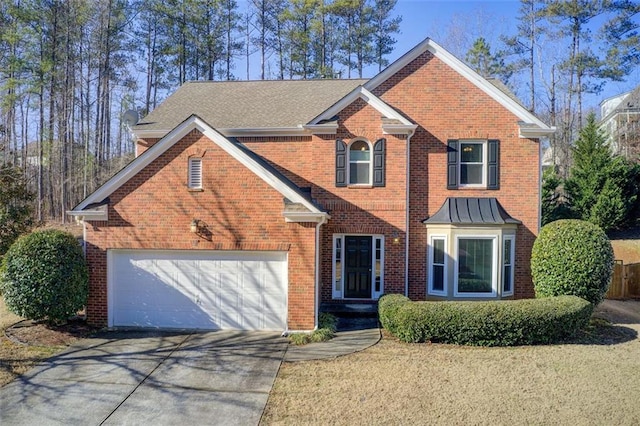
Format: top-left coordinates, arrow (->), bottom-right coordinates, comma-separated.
81,43 -> 542,330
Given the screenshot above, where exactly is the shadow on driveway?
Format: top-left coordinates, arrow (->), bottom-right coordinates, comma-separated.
0,330 -> 287,425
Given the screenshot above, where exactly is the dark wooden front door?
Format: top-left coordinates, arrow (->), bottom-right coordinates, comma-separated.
344,236 -> 372,298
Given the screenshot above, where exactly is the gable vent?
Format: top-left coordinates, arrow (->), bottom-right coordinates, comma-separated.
188,158 -> 203,189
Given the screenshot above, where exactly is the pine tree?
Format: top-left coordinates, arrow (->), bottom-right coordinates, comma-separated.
565,113 -> 638,231
465,37 -> 512,82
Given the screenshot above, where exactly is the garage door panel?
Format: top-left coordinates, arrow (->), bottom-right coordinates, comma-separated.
109,250 -> 287,330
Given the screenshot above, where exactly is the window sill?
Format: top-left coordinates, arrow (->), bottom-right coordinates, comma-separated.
347,184 -> 373,189
188,188 -> 204,192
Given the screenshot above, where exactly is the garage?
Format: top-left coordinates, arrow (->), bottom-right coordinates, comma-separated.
108,250 -> 288,330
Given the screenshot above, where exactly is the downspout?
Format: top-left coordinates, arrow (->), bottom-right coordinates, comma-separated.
405,129 -> 415,297
538,140 -> 542,233
315,215 -> 328,330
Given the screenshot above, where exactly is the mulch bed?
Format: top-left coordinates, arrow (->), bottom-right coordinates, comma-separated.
5,319 -> 99,347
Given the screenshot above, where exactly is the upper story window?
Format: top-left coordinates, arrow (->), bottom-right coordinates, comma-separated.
188,157 -> 203,189
349,140 -> 372,185
447,139 -> 499,190
459,141 -> 486,186
336,138 -> 386,188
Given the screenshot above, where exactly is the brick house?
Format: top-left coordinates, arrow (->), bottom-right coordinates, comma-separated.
69,38 -> 554,332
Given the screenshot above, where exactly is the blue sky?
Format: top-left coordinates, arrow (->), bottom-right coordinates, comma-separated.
384,0 -> 640,111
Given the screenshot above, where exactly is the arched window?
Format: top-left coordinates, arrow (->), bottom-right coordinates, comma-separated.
349,140 -> 371,185
335,138 -> 385,187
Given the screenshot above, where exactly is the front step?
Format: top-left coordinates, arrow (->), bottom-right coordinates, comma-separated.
320,302 -> 378,317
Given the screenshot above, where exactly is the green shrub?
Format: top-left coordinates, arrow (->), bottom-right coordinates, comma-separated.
531,219 -> 614,306
378,294 -> 593,346
0,230 -> 89,324
288,312 -> 338,345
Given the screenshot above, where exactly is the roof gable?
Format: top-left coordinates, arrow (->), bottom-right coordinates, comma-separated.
71,115 -> 327,222
365,38 -> 554,138
308,86 -> 416,135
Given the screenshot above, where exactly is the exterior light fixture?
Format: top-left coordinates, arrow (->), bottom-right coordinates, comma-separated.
392,233 -> 400,245
190,219 -> 199,234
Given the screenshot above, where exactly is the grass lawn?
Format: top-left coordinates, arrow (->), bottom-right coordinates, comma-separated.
262,312 -> 640,425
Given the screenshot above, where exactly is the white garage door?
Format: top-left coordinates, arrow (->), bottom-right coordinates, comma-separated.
108,250 -> 288,330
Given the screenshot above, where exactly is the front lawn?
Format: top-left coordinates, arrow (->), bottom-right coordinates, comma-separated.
262,306 -> 640,425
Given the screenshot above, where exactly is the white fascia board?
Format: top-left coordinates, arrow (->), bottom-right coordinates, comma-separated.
365,37 -> 553,134
309,86 -> 413,126
283,211 -> 330,223
518,125 -> 557,139
132,129 -> 169,139
134,127 -> 310,140
302,123 -> 339,134
66,209 -> 108,221
72,115 -> 324,217
382,124 -> 418,135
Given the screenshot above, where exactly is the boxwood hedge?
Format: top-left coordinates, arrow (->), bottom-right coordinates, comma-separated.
531,219 -> 614,306
379,294 -> 593,346
0,229 -> 88,324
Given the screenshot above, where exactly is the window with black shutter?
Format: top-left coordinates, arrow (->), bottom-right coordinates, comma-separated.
447,139 -> 499,190
336,138 -> 386,187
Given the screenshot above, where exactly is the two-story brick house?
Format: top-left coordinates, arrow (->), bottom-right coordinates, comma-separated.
69,38 -> 554,331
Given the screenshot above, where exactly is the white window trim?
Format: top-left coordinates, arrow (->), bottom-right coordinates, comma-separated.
453,235 -> 498,298
332,234 -> 384,300
458,140 -> 487,188
502,235 -> 515,296
348,139 -> 373,186
188,157 -> 203,189
427,235 -> 447,296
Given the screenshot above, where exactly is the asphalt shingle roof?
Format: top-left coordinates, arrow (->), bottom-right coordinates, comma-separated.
134,79 -> 368,132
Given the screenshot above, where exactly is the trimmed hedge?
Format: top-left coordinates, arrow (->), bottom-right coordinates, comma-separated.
531,219 -> 614,306
0,230 -> 88,324
379,294 -> 593,346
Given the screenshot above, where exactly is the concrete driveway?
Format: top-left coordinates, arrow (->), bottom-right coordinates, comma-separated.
0,330 -> 288,425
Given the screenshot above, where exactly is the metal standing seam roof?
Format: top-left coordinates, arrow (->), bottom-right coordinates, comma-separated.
423,197 -> 521,225
133,79 -> 368,132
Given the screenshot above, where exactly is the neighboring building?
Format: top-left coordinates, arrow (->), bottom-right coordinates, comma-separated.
69,38 -> 554,332
600,87 -> 640,159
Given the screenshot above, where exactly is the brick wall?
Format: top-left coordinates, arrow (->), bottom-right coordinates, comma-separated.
242,99 -> 408,303
86,129 -> 317,329
373,50 -> 539,299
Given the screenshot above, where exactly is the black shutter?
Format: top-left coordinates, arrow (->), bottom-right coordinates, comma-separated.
373,138 -> 386,187
336,139 -> 347,187
447,139 -> 458,190
487,139 -> 500,190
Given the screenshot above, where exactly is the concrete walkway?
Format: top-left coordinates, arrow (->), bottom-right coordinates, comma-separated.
284,317 -> 381,362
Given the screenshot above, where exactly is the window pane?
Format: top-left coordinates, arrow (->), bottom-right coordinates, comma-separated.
350,150 -> 370,161
504,239 -> 512,264
503,265 -> 512,292
350,141 -> 370,161
433,265 -> 444,291
458,238 -> 493,293
433,239 -> 445,264
460,164 -> 483,185
460,143 -> 483,162
335,238 -> 342,291
350,163 -> 370,184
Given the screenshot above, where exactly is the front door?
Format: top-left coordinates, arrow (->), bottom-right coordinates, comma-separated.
344,236 -> 372,298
